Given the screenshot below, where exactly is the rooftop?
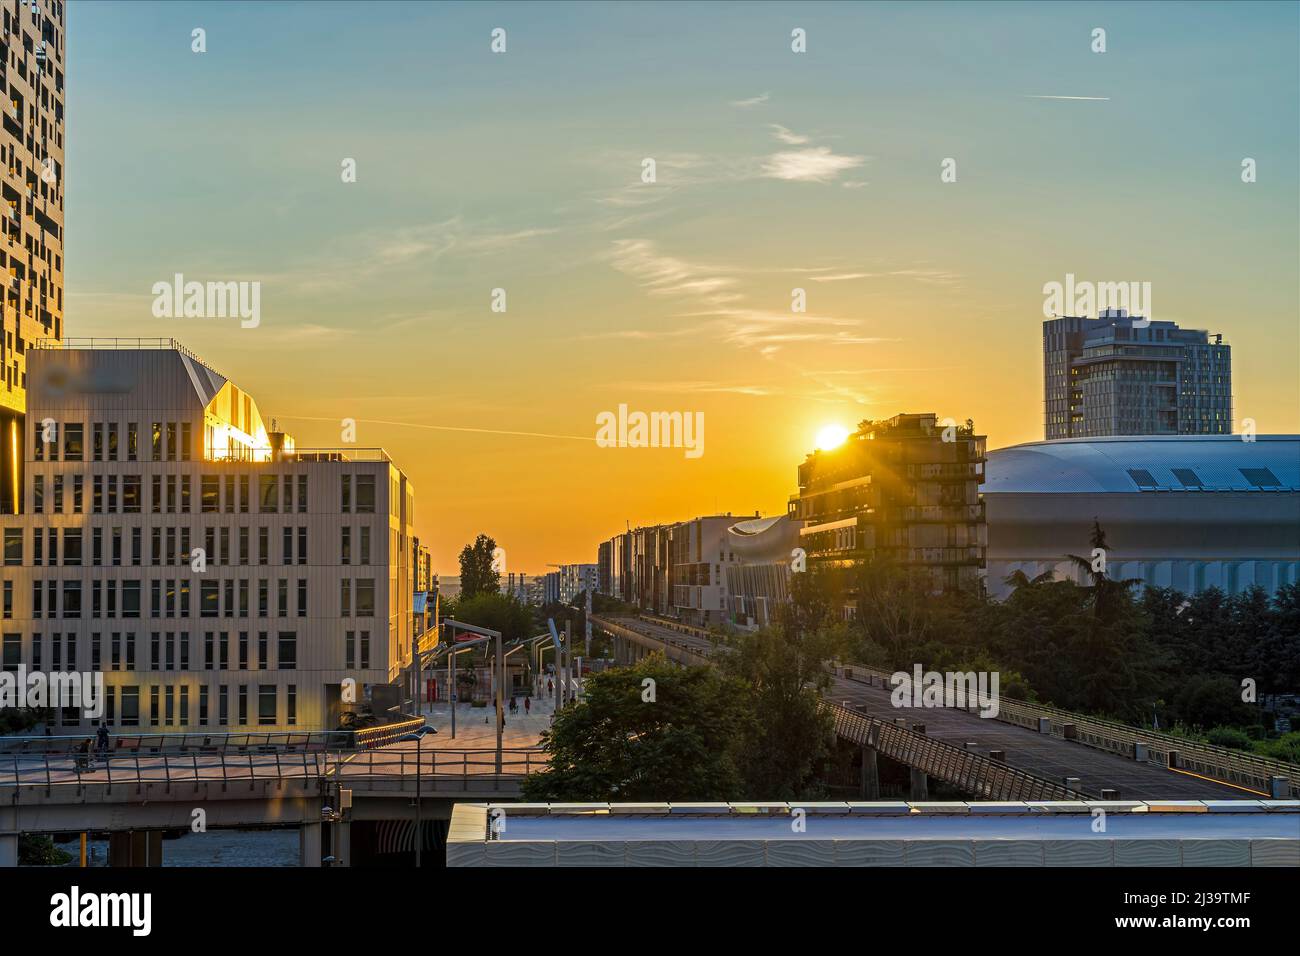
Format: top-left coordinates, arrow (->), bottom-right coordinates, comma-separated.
986,435 -> 1300,494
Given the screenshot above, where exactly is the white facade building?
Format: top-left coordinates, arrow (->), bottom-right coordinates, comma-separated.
1,341 -> 415,732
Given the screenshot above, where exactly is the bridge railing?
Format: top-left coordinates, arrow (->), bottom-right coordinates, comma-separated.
835,662 -> 1300,798
825,701 -> 1083,802
0,747 -> 549,791
0,730 -> 353,756
353,715 -> 428,749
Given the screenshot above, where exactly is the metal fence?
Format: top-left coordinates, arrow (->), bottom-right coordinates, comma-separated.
1,746 -> 548,793
0,730 -> 352,756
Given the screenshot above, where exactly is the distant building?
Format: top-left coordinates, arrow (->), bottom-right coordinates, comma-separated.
668,516 -> 743,627
788,413 -> 987,605
1044,311 -> 1232,439
556,563 -> 597,605
723,514 -> 801,629
984,435 -> 1300,599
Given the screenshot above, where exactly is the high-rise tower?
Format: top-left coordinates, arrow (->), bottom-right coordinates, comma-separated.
0,0 -> 65,512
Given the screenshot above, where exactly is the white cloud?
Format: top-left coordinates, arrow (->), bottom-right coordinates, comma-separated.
731,92 -> 770,108
761,146 -> 865,183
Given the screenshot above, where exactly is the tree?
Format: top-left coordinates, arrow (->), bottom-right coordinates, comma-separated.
717,624 -> 836,799
523,654 -> 752,802
452,591 -> 534,642
457,533 -> 500,599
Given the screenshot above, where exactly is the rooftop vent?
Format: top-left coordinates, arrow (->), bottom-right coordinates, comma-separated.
1126,468 -> 1159,489
1240,468 -> 1281,488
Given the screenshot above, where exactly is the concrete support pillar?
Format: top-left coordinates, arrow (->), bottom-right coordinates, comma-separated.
333,820 -> 351,867
1270,776 -> 1288,799
0,808 -> 15,868
108,830 -> 162,867
860,746 -> 880,800
909,767 -> 929,801
300,822 -> 322,868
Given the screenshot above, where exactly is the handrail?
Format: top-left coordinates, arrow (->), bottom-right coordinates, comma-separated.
0,730 -> 353,755
824,701 -> 1084,801
1,747 -> 548,792
835,661 -> 1299,798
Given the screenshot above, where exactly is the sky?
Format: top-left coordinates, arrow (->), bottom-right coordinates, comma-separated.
66,1 -> 1300,573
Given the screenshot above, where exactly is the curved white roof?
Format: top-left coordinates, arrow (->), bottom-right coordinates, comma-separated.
985,435 -> 1300,493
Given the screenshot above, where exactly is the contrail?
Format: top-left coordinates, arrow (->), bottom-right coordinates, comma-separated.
1023,94 -> 1110,101
278,415 -> 596,443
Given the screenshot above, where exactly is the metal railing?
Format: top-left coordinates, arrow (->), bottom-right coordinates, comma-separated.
34,337 -> 215,371
0,730 -> 352,756
825,701 -> 1083,802
836,661 -> 1300,798
353,715 -> 428,749
0,747 -> 548,793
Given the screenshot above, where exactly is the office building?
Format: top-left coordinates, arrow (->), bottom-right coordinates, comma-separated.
1,339 -> 416,732
0,0 -> 66,514
788,413 -> 987,604
1044,311 -> 1232,439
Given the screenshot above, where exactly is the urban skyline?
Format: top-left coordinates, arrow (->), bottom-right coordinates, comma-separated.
63,2 -> 1300,571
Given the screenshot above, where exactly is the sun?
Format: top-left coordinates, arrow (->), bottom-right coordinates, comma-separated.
814,423 -> 851,451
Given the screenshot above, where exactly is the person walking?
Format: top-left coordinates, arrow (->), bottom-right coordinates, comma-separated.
524,696 -> 531,715
95,722 -> 110,762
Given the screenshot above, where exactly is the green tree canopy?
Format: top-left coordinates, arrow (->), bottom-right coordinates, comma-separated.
457,533 -> 500,600
522,655 -> 752,802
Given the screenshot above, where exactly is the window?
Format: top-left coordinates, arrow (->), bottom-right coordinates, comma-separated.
1126,469 -> 1158,489
151,422 -> 163,461
282,526 -> 292,565
340,578 -> 351,617
297,475 -> 307,513
64,423 -> 83,461
201,581 -> 219,617
287,685 -> 296,726
1241,467 -> 1281,488
359,630 -> 370,669
258,685 -> 276,725
341,527 -> 351,565
345,629 -> 355,669
297,579 -> 307,617
259,475 -> 278,512
127,423 -> 139,461
120,686 -> 140,727
181,422 -> 192,461
356,579 -> 375,616
341,474 -> 351,513
297,527 -> 307,565
277,631 -> 296,669
122,581 -> 141,618
201,476 -> 219,512
356,475 -> 375,513
3,528 -> 21,564
122,475 -> 142,513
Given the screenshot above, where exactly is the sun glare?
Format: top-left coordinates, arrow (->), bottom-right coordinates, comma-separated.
815,423 -> 851,451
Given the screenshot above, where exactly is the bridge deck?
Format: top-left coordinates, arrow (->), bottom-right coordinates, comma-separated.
600,616 -> 1251,800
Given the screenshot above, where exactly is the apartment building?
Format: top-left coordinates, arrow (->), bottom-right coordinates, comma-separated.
788,413 -> 987,602
0,340 -> 415,732
1044,311 -> 1232,439
0,0 -> 66,513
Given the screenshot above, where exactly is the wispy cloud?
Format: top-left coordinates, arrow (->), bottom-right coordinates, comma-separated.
761,146 -> 865,183
769,124 -> 810,145
730,92 -> 770,108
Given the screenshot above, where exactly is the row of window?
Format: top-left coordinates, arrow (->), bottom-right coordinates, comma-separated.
4,524 -> 375,567
14,576 -> 376,619
30,472 -> 376,516
3,629 -> 377,678
33,421 -> 194,464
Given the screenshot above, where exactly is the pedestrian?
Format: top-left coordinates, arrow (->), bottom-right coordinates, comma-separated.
524,696 -> 531,715
547,678 -> 553,695
96,722 -> 110,760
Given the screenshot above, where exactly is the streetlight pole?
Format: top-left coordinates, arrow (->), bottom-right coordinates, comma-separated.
494,629 -> 504,774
